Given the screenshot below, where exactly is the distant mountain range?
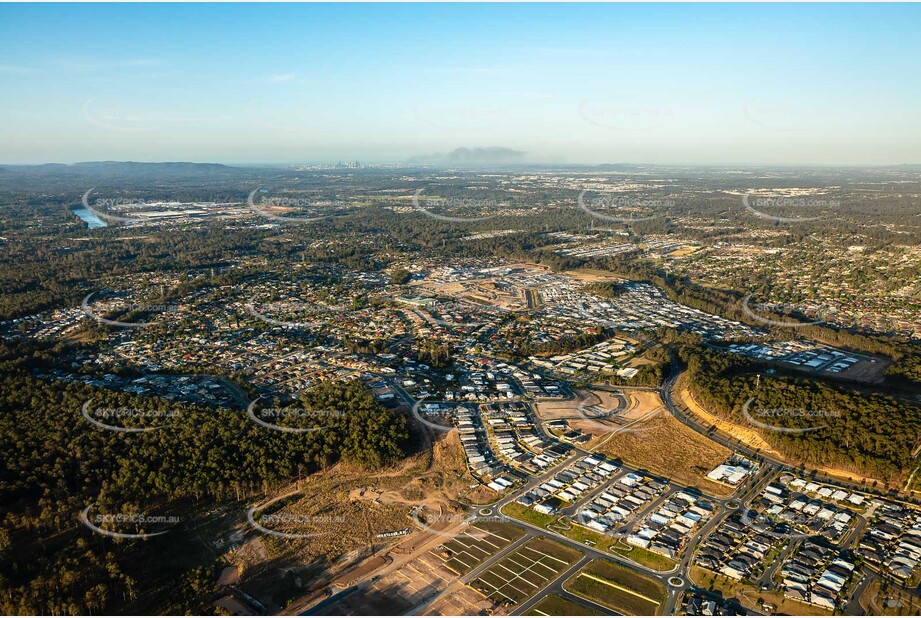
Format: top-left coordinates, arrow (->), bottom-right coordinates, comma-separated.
0,161 -> 264,192
1,160 -> 241,176
2,160 -> 919,193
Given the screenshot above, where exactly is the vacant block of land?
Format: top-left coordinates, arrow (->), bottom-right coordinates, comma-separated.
564,559 -> 665,616
440,521 -> 527,576
471,537 -> 583,607
596,409 -> 733,497
524,593 -> 605,616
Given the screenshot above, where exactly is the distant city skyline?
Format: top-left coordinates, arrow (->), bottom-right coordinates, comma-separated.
2,3 -> 920,166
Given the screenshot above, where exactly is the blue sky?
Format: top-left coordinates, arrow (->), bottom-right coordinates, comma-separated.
1,3 -> 919,165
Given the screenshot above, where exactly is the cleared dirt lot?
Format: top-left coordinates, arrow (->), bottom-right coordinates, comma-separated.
535,388 -> 626,423
471,537 -> 583,607
319,550 -> 461,615
426,584 -> 506,616
823,354 -> 890,383
258,430 -> 491,613
440,521 -> 527,576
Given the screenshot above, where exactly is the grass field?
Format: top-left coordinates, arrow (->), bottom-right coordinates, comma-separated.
501,502 -> 558,528
524,594 -> 605,616
564,559 -> 665,616
470,537 -> 584,607
551,520 -> 676,572
440,521 -> 527,576
607,538 -> 678,572
596,407 -> 733,497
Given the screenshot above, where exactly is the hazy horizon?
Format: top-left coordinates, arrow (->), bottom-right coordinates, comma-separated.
2,3 -> 920,166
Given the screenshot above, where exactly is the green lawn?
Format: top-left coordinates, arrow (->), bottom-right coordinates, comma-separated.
501,501 -> 558,528
607,539 -> 678,572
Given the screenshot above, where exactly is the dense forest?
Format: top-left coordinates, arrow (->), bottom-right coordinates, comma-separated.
681,347 -> 921,483
0,371 -> 408,614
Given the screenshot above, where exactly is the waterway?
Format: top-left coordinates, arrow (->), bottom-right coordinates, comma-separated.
72,207 -> 107,228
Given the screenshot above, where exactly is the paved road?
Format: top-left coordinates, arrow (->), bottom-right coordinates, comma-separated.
369,360 -> 893,617
660,362 -> 910,506
513,554 -> 596,615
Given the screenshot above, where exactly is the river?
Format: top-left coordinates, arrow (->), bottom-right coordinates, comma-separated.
72,207 -> 107,228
